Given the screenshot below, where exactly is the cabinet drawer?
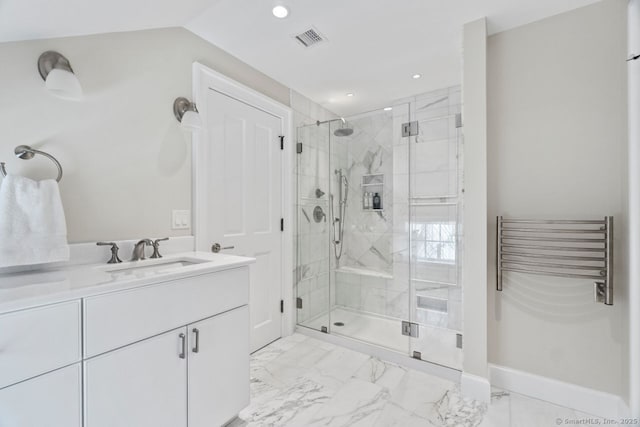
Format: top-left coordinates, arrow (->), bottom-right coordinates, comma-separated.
0,364 -> 82,427
0,300 -> 81,389
84,267 -> 249,357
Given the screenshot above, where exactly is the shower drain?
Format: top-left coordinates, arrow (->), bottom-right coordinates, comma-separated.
333,322 -> 345,327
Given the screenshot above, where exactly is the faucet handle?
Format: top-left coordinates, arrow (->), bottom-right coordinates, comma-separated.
96,242 -> 123,264
151,238 -> 169,259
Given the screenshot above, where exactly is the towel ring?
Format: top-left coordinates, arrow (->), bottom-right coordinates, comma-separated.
0,145 -> 63,182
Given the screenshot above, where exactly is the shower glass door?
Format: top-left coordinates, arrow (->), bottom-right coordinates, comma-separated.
295,121 -> 332,332
408,87 -> 463,370
326,104 -> 412,354
294,89 -> 463,371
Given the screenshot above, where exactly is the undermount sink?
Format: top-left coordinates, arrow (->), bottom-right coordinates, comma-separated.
104,258 -> 208,279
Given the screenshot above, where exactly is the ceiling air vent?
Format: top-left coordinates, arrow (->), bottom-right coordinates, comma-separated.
294,28 -> 326,48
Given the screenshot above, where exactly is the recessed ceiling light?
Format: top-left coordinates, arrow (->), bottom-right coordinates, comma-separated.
383,107 -> 393,111
412,73 -> 422,79
272,5 -> 289,18
346,93 -> 354,97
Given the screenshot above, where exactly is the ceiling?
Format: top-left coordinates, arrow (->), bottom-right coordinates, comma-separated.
1,0 -> 599,116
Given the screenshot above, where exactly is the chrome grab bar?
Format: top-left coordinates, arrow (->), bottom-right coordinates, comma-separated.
0,145 -> 63,182
497,216 -> 613,305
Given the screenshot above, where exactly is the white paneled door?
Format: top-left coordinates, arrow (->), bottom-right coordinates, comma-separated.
200,89 -> 283,353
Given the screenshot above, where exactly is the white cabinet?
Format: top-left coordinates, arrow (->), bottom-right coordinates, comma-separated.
83,268 -> 249,357
84,328 -> 188,427
0,300 -> 81,389
0,364 -> 82,427
2,266 -> 251,427
83,268 -> 251,427
188,306 -> 250,427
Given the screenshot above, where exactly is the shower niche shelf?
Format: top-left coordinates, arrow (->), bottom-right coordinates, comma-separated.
361,173 -> 384,211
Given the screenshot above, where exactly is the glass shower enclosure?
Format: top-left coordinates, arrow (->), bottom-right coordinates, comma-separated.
295,88 -> 463,370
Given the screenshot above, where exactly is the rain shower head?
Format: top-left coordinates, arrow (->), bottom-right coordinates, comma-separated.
334,127 -> 353,137
334,120 -> 354,137
315,117 -> 354,137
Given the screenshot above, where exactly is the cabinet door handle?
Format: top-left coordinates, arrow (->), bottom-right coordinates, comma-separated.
192,328 -> 200,353
179,333 -> 186,359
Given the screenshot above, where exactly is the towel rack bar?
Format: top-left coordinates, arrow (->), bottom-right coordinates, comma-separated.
501,219 -> 606,225
497,216 -> 613,305
501,252 -> 606,262
0,145 -> 63,182
501,236 -> 606,243
501,243 -> 606,253
501,259 -> 606,272
500,267 -> 606,281
502,228 -> 606,234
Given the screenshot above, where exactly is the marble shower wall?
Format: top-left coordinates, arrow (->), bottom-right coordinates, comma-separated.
334,106 -> 410,320
341,110 -> 396,274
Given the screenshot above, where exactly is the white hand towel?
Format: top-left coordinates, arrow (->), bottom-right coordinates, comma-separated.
0,174 -> 70,267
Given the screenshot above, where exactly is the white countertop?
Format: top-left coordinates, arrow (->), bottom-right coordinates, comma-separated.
0,252 -> 255,314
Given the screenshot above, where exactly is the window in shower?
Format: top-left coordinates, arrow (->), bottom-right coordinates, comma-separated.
412,221 -> 456,263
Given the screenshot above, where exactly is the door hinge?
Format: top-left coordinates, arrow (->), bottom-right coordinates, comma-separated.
280,299 -> 284,314
279,135 -> 284,150
401,321 -> 419,338
455,113 -> 463,128
296,142 -> 303,154
401,121 -> 419,137
296,297 -> 303,309
456,333 -> 463,349
280,218 -> 284,231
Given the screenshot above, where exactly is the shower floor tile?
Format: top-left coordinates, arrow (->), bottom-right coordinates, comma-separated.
228,334 -> 610,427
302,307 -> 462,369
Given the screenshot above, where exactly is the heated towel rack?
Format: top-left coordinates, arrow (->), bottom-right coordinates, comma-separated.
497,216 -> 613,305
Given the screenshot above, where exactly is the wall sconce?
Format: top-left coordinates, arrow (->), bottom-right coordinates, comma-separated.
173,97 -> 202,131
38,51 -> 83,101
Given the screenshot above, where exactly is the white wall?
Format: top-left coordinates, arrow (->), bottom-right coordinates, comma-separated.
487,0 -> 628,396
0,27 -> 290,243
628,0 -> 640,415
462,18 -> 489,387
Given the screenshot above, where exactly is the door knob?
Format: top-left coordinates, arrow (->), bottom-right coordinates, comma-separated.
211,243 -> 235,253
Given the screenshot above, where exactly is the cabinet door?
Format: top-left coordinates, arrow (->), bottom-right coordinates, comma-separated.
188,306 -> 250,427
0,364 -> 82,427
84,328 -> 188,427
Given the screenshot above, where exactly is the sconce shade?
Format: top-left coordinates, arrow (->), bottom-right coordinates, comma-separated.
38,51 -> 83,101
173,97 -> 202,131
45,68 -> 83,101
180,110 -> 202,130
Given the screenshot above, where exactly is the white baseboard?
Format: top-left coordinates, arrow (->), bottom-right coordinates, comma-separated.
489,364 -> 629,419
461,372 -> 491,403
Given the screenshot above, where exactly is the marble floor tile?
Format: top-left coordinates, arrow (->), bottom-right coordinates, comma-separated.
353,357 -> 408,391
373,402 -> 431,427
306,379 -> 390,426
230,333 -> 604,427
478,388 -> 511,427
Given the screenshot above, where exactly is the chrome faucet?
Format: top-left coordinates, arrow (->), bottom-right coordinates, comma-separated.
131,239 -> 153,261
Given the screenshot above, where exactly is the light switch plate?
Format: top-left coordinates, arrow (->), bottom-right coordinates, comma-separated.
172,210 -> 191,230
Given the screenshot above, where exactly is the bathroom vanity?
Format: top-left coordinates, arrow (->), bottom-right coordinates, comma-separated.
0,252 -> 254,427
